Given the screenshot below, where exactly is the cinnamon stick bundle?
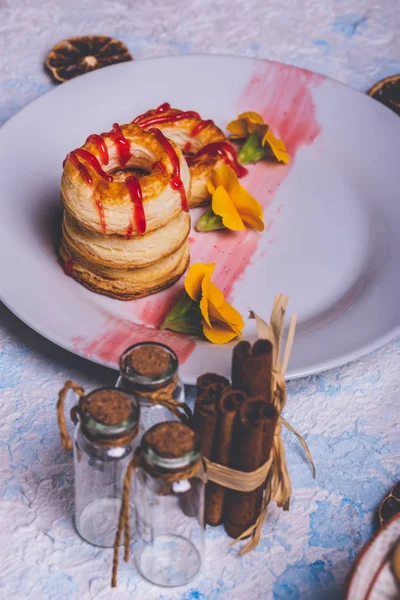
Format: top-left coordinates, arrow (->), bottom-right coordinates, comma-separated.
224,399 -> 278,538
196,373 -> 230,394
206,390 -> 247,526
192,381 -> 229,459
232,340 -> 273,402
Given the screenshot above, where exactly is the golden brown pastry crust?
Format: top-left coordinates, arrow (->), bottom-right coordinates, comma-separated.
60,235 -> 190,301
62,209 -> 191,269
61,123 -> 190,235
133,107 -> 227,208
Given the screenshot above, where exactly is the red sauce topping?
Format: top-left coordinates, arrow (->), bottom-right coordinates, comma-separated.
136,110 -> 201,130
95,196 -> 107,234
183,141 -> 192,154
186,141 -> 248,178
63,151 -> 109,233
125,223 -> 133,240
108,123 -> 132,167
132,102 -> 172,124
73,149 -> 112,181
65,152 -> 92,185
126,175 -> 146,235
150,128 -> 188,212
86,134 -> 109,165
64,258 -> 75,276
151,160 -> 168,176
155,102 -> 171,113
190,119 -> 213,137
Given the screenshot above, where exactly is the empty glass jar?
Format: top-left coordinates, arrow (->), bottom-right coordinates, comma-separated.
134,421 -> 205,586
72,387 -> 140,547
116,342 -> 187,435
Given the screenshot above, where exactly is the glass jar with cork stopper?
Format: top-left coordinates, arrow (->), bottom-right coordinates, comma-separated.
116,342 -> 189,435
57,384 -> 140,547
112,421 -> 205,588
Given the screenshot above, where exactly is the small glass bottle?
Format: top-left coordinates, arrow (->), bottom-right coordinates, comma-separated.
73,387 -> 140,547
116,342 -> 186,435
134,421 -> 205,587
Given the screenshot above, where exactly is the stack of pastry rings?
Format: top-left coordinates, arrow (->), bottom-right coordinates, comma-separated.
132,104 -> 244,208
59,123 -> 191,300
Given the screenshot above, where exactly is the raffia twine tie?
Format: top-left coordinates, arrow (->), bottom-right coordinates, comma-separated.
136,375 -> 192,423
111,450 -> 203,588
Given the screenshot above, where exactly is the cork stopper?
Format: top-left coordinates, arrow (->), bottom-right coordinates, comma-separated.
143,422 -> 200,467
119,342 -> 178,390
81,387 -> 139,442
88,389 -> 132,426
128,344 -> 172,378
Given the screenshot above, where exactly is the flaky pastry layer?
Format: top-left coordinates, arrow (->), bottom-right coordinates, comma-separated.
60,235 -> 190,300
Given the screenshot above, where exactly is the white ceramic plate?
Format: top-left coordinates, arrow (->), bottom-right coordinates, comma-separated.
0,56 -> 399,384
346,514 -> 400,600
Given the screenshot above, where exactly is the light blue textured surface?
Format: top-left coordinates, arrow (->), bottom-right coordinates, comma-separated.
0,1 -> 399,599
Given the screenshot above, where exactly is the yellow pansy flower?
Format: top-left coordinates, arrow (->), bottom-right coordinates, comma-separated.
196,164 -> 264,232
227,111 -> 267,138
184,262 -> 244,344
160,262 -> 244,344
227,111 -> 290,164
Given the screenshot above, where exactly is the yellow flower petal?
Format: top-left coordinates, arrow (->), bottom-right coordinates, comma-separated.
227,112 -> 267,139
207,287 -> 244,336
182,261 -> 243,344
262,129 -> 290,163
239,211 -> 265,232
184,262 -> 215,302
238,111 -> 265,125
214,163 -> 240,194
212,185 -> 245,231
199,268 -> 213,327
206,177 -> 216,195
208,164 -> 264,232
202,321 -> 240,344
226,117 -> 249,139
230,184 -> 265,232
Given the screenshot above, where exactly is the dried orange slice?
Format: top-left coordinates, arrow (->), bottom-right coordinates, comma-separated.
45,35 -> 132,83
368,74 -> 400,116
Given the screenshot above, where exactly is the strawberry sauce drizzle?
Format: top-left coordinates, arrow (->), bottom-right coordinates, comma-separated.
132,102 -> 172,123
86,134 -> 109,165
151,160 -> 168,175
73,149 -> 112,181
186,141 -> 248,178
125,175 -> 146,236
108,123 -> 132,167
64,151 -> 108,233
65,152 -> 92,184
95,197 -> 107,234
150,128 -> 188,212
64,258 -> 75,276
135,110 -> 201,129
190,119 -> 213,137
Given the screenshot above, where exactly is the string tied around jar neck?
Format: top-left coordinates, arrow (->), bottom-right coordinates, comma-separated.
118,342 -> 192,423
57,381 -> 140,449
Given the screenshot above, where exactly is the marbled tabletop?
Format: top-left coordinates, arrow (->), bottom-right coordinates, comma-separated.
0,1 -> 399,599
